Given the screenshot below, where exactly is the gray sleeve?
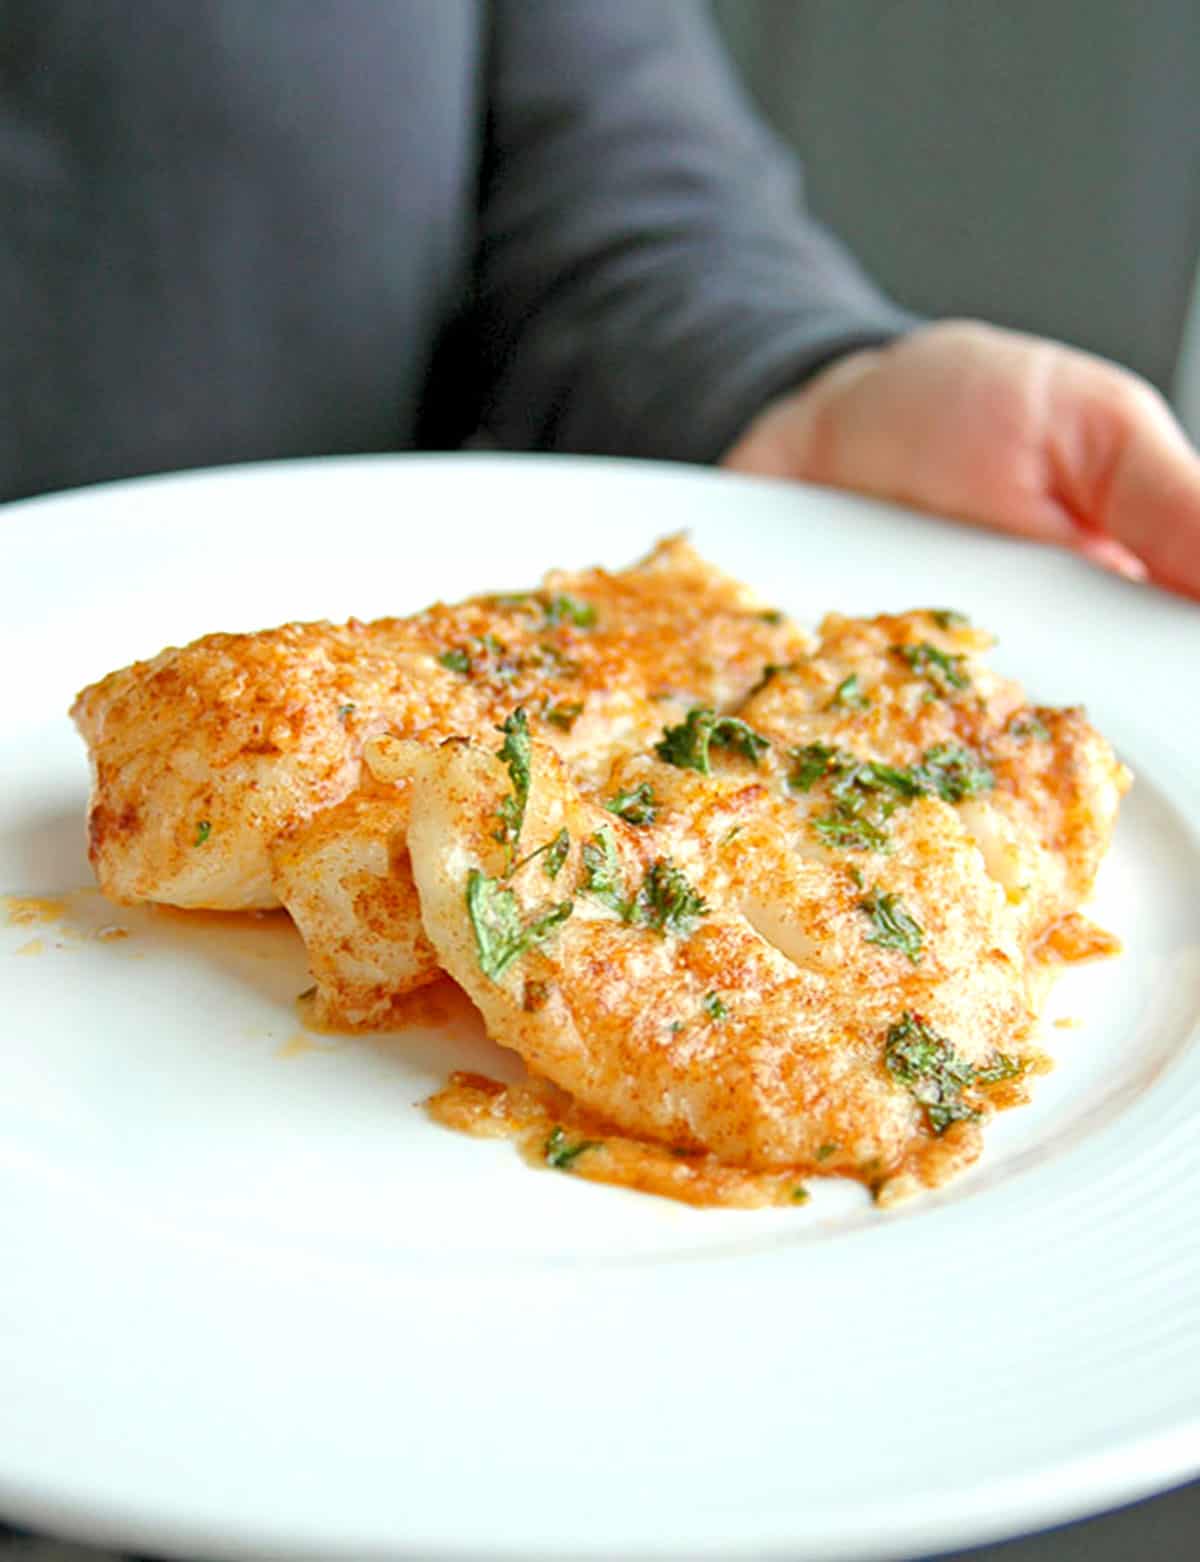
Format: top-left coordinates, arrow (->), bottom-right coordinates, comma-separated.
473,0 -> 918,464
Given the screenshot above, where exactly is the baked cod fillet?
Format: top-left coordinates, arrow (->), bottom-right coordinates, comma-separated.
402,608 -> 1127,1204
72,538 -> 806,1024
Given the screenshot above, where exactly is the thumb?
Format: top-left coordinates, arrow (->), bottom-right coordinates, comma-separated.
1050,360 -> 1200,598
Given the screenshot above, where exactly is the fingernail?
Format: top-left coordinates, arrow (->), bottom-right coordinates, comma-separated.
1075,535 -> 1149,582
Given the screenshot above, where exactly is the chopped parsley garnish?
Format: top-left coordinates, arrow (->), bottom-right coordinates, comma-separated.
490,592 -> 537,614
527,642 -> 581,679
445,635 -> 576,686
605,781 -> 658,826
892,641 -> 970,696
465,869 -> 572,983
975,1053 -> 1027,1085
337,702 -> 356,722
884,1012 -> 980,1133
194,820 -> 211,846
510,826 -> 572,881
580,835 -> 708,937
789,741 -> 992,852
791,1185 -> 811,1204
911,744 -> 994,803
494,708 -> 532,866
758,609 -> 784,625
812,803 -> 893,853
543,828 -> 570,880
829,673 -> 870,711
580,826 -> 630,917
491,591 -> 597,630
543,700 -> 583,731
632,859 -> 709,937
790,746 -> 911,853
788,742 -> 841,793
544,1126 -> 600,1169
543,593 -> 597,629
887,1019 -> 1027,1129
655,707 -> 771,775
788,745 -> 920,800
702,991 -> 728,1023
749,662 -> 793,698
815,1142 -> 840,1162
929,609 -> 969,630
859,890 -> 925,963
1008,713 -> 1050,742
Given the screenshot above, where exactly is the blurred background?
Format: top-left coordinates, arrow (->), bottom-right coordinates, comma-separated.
711,0 -> 1200,418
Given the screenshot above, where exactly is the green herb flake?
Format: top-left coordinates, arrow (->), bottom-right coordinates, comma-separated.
702,991 -> 728,1023
791,1185 -> 811,1204
1008,713 -> 1050,742
884,1012 -> 981,1134
758,609 -> 784,626
655,707 -> 771,775
815,1142 -> 840,1162
337,702 -> 356,722
543,700 -> 584,731
466,869 -> 572,983
544,1125 -> 600,1170
543,594 -> 597,630
892,641 -> 970,696
580,834 -> 709,939
788,743 -> 841,793
494,708 -> 532,865
860,890 -> 925,963
791,741 -> 991,854
929,609 -> 969,630
543,828 -> 571,880
194,820 -> 211,847
912,744 -> 994,803
605,781 -> 658,827
528,642 -> 581,679
829,673 -> 870,711
580,826 -> 631,918
750,662 -> 793,698
812,802 -> 893,854
632,858 -> 709,937
975,1053 -> 1027,1086
438,647 -> 472,675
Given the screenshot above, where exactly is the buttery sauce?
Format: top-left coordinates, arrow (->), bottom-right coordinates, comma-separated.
277,1030 -> 324,1059
426,1071 -> 816,1209
3,894 -> 69,927
427,1042 -> 1052,1211
150,904 -> 291,931
1038,913 -> 1122,965
3,890 -> 134,945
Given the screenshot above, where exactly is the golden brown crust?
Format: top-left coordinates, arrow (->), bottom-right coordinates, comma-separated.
71,537 -> 805,913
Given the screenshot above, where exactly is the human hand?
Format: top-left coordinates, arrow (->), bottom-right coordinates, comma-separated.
723,320 -> 1200,598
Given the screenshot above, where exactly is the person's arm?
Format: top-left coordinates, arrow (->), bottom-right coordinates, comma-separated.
473,0 -> 915,464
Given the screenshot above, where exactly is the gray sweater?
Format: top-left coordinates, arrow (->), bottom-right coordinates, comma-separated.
0,0 -> 912,503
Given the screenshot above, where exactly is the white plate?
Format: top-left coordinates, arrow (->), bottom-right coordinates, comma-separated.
1,454 -> 1199,1562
